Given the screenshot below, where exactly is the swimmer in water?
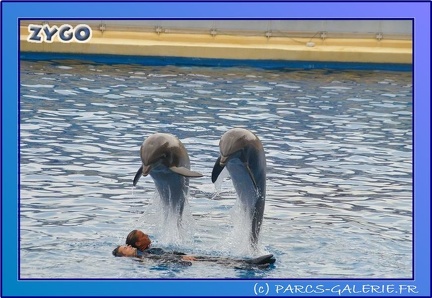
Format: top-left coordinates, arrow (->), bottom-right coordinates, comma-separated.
112,230 -> 276,269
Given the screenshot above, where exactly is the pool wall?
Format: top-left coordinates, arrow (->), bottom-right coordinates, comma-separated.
20,20 -> 412,65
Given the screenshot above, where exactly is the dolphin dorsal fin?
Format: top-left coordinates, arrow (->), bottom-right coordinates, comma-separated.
169,166 -> 203,178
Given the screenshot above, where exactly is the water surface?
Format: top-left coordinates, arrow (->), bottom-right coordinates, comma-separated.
20,58 -> 412,278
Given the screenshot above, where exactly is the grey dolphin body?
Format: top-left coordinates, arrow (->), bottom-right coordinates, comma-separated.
133,133 -> 202,222
212,128 -> 266,249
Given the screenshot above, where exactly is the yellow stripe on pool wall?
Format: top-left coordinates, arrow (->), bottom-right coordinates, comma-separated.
20,25 -> 412,64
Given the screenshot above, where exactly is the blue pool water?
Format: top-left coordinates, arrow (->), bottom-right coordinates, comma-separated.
19,57 -> 412,279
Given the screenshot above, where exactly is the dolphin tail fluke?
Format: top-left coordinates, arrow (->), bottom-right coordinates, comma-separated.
133,165 -> 143,186
169,166 -> 203,178
211,156 -> 225,183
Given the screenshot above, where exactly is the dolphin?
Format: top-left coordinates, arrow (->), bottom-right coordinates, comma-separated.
133,133 -> 203,222
212,128 -> 266,249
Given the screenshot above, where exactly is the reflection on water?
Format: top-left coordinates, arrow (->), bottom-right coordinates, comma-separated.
20,59 -> 412,278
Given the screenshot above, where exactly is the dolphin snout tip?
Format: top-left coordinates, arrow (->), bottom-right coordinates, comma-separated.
219,156 -> 229,166
142,165 -> 152,176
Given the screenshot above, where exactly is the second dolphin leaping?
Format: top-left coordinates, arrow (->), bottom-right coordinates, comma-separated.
133,133 -> 203,223
212,128 -> 266,249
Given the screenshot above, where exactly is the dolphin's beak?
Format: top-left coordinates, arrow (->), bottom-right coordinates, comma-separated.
132,164 -> 152,186
220,156 -> 229,166
142,165 -> 152,176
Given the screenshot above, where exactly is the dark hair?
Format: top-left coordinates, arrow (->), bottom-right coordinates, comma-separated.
112,245 -> 121,257
126,230 -> 139,247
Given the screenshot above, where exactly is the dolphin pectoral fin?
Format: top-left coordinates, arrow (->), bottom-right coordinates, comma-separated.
133,165 -> 143,186
169,166 -> 203,178
211,156 -> 225,183
245,163 -> 258,190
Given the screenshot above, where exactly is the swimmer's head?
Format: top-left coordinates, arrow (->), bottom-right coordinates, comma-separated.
126,230 -> 151,251
112,245 -> 137,257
